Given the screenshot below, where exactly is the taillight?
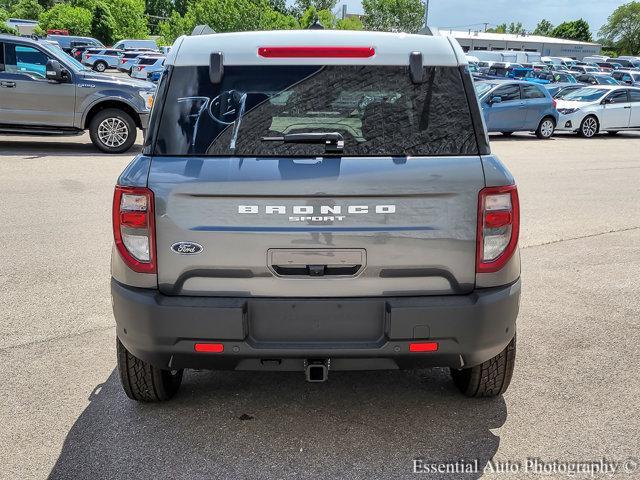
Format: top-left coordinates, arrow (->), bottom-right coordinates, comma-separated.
553,98 -> 557,108
137,66 -> 143,71
113,186 -> 156,273
258,46 -> 375,58
121,59 -> 126,64
476,185 -> 519,273
85,55 -> 91,59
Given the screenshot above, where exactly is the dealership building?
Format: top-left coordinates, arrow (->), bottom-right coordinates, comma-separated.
431,29 -> 602,60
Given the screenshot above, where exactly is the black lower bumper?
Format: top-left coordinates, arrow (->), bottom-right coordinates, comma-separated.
112,279 -> 520,371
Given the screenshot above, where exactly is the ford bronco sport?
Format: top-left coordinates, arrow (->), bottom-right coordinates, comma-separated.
111,30 -> 521,402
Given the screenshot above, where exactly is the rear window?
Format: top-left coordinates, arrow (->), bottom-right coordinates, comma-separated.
138,57 -> 158,65
154,65 -> 479,157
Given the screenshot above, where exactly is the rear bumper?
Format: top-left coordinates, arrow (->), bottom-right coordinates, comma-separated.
112,278 -> 520,371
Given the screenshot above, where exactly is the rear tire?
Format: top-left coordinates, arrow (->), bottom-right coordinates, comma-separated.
89,108 -> 137,154
94,61 -> 107,72
450,335 -> 516,397
535,116 -> 555,139
578,115 -> 599,138
117,337 -> 183,402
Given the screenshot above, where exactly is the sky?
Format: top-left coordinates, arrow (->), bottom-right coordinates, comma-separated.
332,0 -> 629,35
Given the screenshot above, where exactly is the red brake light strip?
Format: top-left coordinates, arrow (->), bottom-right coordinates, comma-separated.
258,46 -> 375,58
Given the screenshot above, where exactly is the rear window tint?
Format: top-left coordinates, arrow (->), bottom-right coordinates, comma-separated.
154,65 -> 479,157
522,84 -> 546,99
138,57 -> 158,65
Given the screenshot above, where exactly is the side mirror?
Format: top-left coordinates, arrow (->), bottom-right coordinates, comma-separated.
601,97 -> 612,105
46,59 -> 68,82
489,96 -> 502,105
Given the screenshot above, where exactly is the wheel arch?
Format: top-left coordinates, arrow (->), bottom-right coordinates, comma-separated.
84,100 -> 142,130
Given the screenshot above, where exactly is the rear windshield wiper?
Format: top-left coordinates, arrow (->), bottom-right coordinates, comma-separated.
261,132 -> 344,153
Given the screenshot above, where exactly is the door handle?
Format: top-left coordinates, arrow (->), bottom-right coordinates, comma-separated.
0,81 -> 16,88
624,106 -> 631,109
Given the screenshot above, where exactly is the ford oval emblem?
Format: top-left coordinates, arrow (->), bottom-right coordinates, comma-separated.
171,242 -> 203,255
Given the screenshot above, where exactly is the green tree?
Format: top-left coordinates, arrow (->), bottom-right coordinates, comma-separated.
10,0 -> 43,20
533,19 -> 554,36
362,0 -> 425,33
507,22 -> 525,34
38,4 -> 92,35
299,6 -> 335,28
91,2 -> 116,44
0,7 -> 17,34
106,0 -> 148,39
599,1 -> 640,55
336,15 -> 363,30
295,0 -> 337,14
158,0 -> 300,44
486,23 -> 507,33
158,10 -> 190,44
551,19 -> 592,42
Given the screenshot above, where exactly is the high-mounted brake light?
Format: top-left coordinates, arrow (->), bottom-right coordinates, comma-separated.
258,46 -> 375,58
113,185 -> 156,273
476,185 -> 520,274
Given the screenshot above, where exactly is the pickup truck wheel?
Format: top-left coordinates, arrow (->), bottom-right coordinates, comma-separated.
94,61 -> 107,72
89,108 -> 137,153
450,335 -> 516,397
116,337 -> 183,402
535,117 -> 555,139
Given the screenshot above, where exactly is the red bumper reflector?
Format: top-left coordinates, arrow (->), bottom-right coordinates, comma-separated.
409,342 -> 439,352
484,210 -> 512,228
258,46 -> 375,58
194,343 -> 224,353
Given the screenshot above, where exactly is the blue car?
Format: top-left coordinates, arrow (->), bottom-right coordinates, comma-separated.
475,80 -> 559,139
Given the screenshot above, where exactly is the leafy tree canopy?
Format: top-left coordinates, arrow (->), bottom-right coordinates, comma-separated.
533,19 -> 554,36
362,0 -> 425,33
10,0 -> 43,20
38,4 -> 92,35
551,18 -> 592,42
599,1 -> 640,55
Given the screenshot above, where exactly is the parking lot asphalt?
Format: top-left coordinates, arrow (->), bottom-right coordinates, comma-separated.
1,131 -> 639,479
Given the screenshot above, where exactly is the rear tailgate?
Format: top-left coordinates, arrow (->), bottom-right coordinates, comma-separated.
150,156 -> 484,297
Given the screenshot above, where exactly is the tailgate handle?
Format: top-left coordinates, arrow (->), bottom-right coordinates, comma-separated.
272,264 -> 361,277
268,249 -> 365,278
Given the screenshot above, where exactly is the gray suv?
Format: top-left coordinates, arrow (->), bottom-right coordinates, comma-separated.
112,31 -> 521,401
0,35 -> 155,153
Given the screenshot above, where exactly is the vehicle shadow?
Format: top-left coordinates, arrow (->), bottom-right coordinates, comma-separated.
48,368 -> 507,480
0,139 -> 142,157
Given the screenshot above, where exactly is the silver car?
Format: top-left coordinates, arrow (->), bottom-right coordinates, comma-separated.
111,31 -> 521,403
130,55 -> 165,79
81,48 -> 123,72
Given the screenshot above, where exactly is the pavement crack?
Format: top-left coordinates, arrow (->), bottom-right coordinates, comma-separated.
0,325 -> 115,354
522,226 -> 640,250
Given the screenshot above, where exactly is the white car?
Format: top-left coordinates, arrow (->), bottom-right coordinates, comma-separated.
555,86 -> 640,137
130,56 -> 166,79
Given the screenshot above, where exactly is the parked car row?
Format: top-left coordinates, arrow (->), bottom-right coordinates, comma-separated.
474,76 -> 640,139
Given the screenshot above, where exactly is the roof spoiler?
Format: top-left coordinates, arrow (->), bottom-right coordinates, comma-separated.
409,52 -> 425,83
209,52 -> 223,83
